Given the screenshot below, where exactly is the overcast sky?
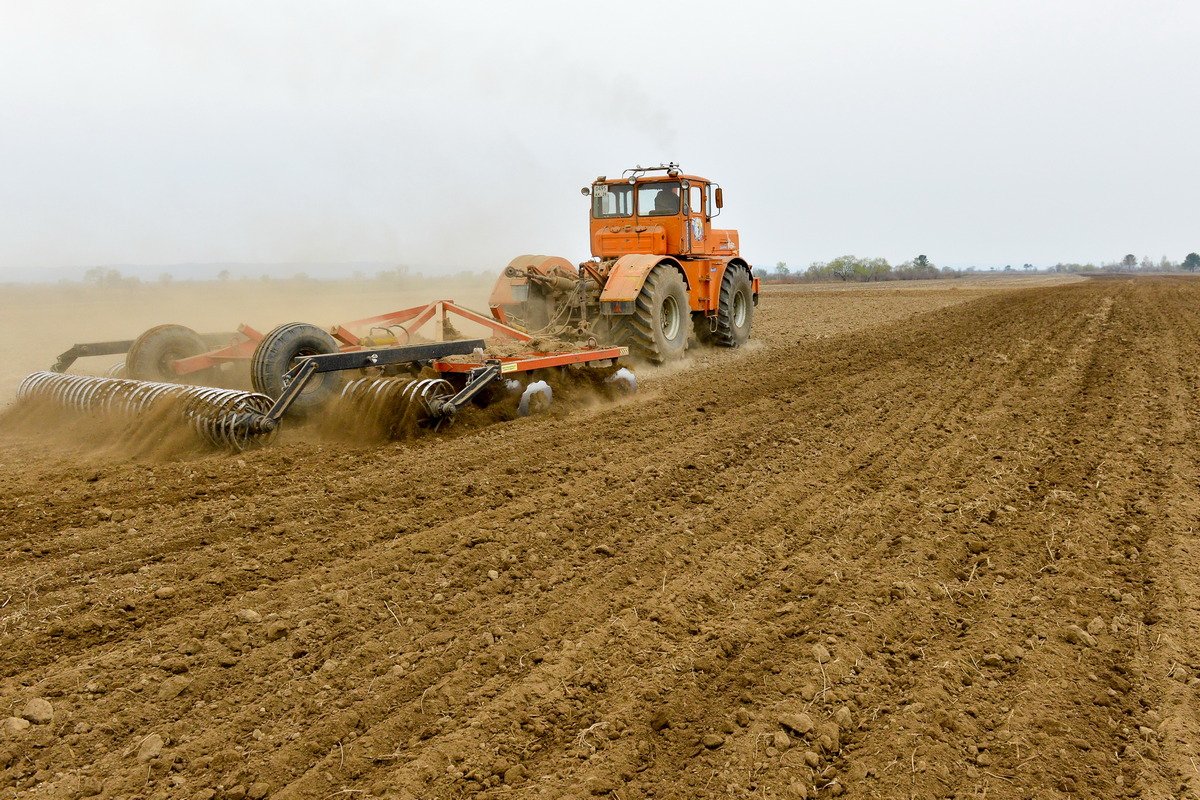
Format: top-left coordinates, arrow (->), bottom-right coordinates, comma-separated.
1,0 -> 1196,280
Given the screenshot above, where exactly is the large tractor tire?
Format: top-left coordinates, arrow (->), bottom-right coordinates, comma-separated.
713,266 -> 754,347
611,264 -> 690,363
250,322 -> 342,418
125,324 -> 209,382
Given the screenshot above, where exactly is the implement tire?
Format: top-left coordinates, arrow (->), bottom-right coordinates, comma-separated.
610,264 -> 690,364
125,324 -> 208,382
713,266 -> 753,347
250,322 -> 342,418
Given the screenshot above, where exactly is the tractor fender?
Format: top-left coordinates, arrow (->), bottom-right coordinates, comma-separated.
703,259 -> 756,313
489,255 -> 576,321
600,255 -> 686,304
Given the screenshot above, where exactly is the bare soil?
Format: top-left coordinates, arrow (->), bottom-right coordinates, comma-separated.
6,275 -> 1200,800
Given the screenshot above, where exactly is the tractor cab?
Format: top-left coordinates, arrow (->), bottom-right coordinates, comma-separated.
584,163 -> 739,260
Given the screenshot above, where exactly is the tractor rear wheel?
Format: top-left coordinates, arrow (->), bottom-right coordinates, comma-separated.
713,266 -> 753,347
125,324 -> 208,382
611,264 -> 690,363
251,322 -> 342,418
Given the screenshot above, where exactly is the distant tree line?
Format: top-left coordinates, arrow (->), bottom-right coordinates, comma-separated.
81,266 -> 143,288
1049,253 -> 1200,274
759,251 -> 1200,283
760,255 -> 963,283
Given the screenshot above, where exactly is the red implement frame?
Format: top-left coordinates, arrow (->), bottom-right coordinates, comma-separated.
173,324 -> 266,375
169,300 -> 533,376
330,300 -> 533,347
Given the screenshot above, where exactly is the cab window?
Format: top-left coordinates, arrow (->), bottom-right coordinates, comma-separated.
592,184 -> 633,218
637,181 -> 681,216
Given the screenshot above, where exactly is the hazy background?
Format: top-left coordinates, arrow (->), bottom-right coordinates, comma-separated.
1,0 -> 1196,281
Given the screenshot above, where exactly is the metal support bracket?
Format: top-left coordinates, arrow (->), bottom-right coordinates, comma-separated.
428,362 -> 504,420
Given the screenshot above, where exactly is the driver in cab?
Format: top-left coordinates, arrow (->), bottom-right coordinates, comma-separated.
652,185 -> 680,215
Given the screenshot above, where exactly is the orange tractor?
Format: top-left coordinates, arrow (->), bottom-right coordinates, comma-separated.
489,163 -> 758,362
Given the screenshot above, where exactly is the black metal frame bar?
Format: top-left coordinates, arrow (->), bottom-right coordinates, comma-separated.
263,338 -> 487,423
52,341 -> 136,373
291,339 -> 483,374
52,331 -> 240,373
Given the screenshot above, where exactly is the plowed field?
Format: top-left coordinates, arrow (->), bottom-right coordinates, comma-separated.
5,275 -> 1200,800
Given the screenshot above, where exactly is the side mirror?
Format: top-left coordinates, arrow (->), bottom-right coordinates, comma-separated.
715,188 -> 724,209
580,187 -> 591,197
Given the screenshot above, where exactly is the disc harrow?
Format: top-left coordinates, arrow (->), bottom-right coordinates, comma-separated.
18,310 -> 635,454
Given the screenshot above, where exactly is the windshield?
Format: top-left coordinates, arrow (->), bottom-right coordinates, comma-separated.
592,184 -> 633,218
638,181 -> 681,216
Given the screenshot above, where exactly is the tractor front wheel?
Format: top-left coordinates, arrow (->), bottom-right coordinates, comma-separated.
611,264 -> 690,363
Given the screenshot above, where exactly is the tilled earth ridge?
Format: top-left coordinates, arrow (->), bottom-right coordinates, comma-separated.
2,277 -> 1199,799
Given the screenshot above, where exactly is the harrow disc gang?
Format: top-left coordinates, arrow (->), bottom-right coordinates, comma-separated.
337,376 -> 456,437
16,372 -> 277,452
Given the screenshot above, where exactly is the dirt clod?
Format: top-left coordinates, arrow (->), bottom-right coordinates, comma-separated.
2,717 -> 31,735
778,710 -> 815,736
157,676 -> 192,701
816,722 -> 841,752
136,733 -> 165,763
832,706 -> 853,728
21,697 -> 53,725
1062,625 -> 1097,647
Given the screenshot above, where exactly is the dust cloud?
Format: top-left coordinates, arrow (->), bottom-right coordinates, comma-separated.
0,274 -> 497,402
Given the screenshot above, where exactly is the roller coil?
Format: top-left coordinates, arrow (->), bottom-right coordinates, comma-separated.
16,372 -> 276,451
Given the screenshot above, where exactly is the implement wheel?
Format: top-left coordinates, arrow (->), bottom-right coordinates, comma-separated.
611,264 -> 689,363
251,322 -> 342,418
125,324 -> 208,382
713,266 -> 753,347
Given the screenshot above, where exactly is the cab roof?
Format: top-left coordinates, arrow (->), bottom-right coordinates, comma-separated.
596,174 -> 709,185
